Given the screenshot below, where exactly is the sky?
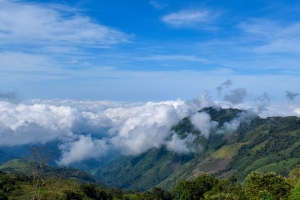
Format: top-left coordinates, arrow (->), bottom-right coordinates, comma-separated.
1,0 -> 300,164
1,0 -> 300,102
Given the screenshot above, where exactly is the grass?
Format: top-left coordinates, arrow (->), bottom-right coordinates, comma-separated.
242,125 -> 268,142
0,159 -> 28,173
256,158 -> 300,175
251,140 -> 268,151
211,143 -> 244,159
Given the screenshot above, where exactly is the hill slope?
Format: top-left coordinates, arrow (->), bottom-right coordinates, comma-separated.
0,159 -> 103,185
95,107 -> 300,191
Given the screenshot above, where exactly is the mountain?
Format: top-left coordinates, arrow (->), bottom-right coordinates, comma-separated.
0,159 -> 103,185
0,150 -> 16,165
94,107 -> 300,191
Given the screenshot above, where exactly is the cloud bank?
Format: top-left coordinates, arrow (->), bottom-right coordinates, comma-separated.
0,88 -> 299,165
0,95 -> 213,165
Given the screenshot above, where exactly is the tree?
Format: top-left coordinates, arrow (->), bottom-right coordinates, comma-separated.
290,180 -> 300,200
288,166 -> 300,185
143,187 -> 173,200
244,171 -> 291,200
26,145 -> 55,200
174,174 -> 218,200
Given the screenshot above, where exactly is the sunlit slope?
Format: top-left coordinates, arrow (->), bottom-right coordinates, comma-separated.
95,107 -> 300,191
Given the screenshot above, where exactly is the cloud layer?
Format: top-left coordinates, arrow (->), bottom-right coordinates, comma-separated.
0,89 -> 300,165
0,96 -> 213,165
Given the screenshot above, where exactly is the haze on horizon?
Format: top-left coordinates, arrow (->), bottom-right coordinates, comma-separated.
1,0 -> 300,165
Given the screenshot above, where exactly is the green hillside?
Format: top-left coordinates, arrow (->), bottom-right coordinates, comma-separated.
0,159 -> 102,185
95,107 -> 300,191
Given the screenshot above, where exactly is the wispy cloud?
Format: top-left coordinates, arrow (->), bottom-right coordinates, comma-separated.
0,0 -> 131,82
0,0 -> 130,47
0,51 -> 59,72
161,9 -> 218,28
137,55 -> 207,62
239,19 -> 300,53
150,1 -> 167,9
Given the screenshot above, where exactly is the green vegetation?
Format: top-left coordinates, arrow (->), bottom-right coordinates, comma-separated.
2,170 -> 300,199
0,159 -> 101,185
95,107 -> 300,191
3,106 -> 300,198
211,143 -> 244,159
95,148 -> 194,191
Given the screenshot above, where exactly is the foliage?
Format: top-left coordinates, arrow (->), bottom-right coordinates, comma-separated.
290,180 -> 300,200
288,165 -> 300,185
174,174 -> 218,200
142,187 -> 174,200
1,169 -> 300,200
244,171 -> 291,199
97,107 -> 300,191
96,147 -> 194,191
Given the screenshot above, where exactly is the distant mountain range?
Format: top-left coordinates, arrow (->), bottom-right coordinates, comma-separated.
94,107 -> 300,191
1,106 -> 300,192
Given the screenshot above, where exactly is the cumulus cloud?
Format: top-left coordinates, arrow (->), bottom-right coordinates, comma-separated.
58,135 -> 110,165
0,90 -> 300,165
0,102 -> 76,145
58,96 -> 215,164
216,110 -> 256,135
190,112 -> 218,138
0,94 -> 214,165
166,133 -> 198,154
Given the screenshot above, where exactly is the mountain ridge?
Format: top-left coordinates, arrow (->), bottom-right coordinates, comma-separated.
94,106 -> 300,191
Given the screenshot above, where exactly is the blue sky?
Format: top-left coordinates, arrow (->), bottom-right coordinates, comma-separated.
1,0 -> 300,102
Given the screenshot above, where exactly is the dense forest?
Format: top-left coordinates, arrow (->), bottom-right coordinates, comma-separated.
1,167 -> 300,199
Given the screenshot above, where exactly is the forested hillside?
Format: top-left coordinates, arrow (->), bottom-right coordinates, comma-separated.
95,107 -> 300,191
2,168 -> 300,199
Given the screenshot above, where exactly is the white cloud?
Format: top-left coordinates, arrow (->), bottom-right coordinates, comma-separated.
0,0 -> 129,47
0,51 -> 60,72
162,9 -> 217,28
58,135 -> 110,165
150,1 -> 167,9
0,91 -> 300,164
166,133 -> 198,154
0,96 -> 211,164
137,55 -> 207,62
239,19 -> 300,53
190,112 -> 218,138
